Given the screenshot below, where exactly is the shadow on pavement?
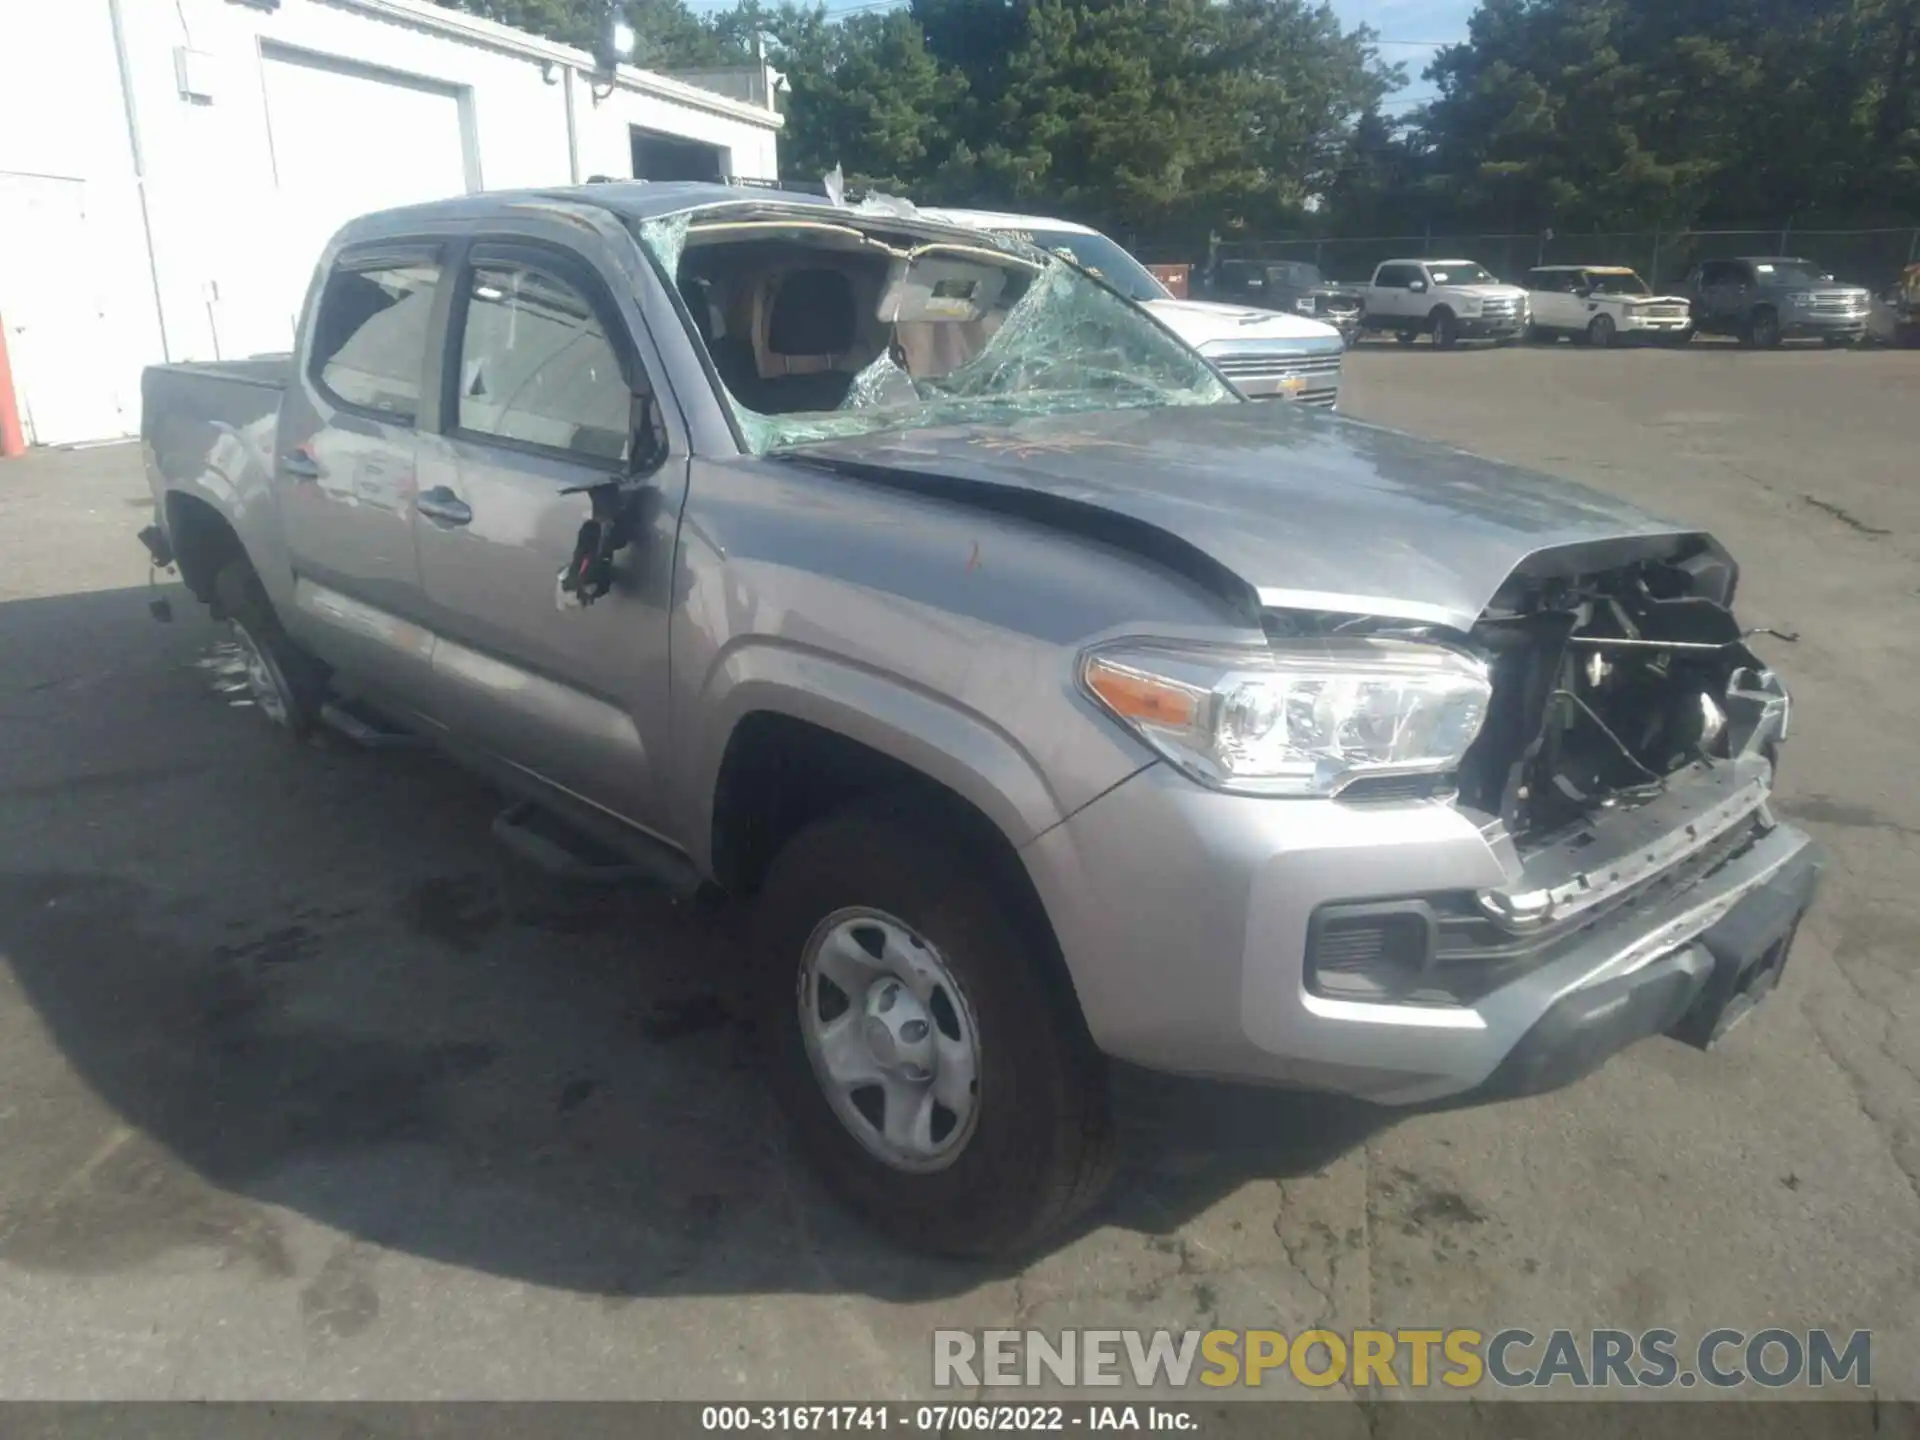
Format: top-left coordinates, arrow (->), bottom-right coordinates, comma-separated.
0,584 -> 1388,1304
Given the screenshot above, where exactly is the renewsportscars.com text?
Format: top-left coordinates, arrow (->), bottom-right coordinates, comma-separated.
932,1328 -> 1872,1391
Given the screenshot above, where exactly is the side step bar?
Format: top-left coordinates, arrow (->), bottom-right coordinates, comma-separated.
491,799 -> 701,896
315,696 -> 700,896
319,698 -> 430,751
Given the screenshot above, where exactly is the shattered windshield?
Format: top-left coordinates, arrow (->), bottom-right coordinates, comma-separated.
983,228 -> 1168,303
637,209 -> 1234,454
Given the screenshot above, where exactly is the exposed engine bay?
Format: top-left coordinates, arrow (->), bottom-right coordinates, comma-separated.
1458,551 -> 1787,848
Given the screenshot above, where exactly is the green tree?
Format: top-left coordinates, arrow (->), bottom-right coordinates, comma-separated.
1412,0 -> 1920,233
768,4 -> 969,190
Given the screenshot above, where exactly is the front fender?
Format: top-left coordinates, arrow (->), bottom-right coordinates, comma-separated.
684,639 -> 1086,877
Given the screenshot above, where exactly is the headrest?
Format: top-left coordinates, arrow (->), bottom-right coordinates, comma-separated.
768,268 -> 855,356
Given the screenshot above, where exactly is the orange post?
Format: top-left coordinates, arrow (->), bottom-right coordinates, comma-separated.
0,313 -> 25,457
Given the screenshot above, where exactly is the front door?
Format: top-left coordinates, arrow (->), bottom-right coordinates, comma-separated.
414,240 -> 684,834
1535,271 -> 1579,330
1697,261 -> 1746,329
1371,266 -> 1409,321
277,245 -> 448,713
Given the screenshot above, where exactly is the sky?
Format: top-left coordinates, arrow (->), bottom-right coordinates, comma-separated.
1326,0 -> 1475,109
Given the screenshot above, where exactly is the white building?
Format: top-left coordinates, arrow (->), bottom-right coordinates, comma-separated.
0,0 -> 783,447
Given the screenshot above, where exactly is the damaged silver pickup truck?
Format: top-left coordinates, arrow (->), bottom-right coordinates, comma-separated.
139,182 -> 1820,1258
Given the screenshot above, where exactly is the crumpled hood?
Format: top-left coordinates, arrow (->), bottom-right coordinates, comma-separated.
785,404 -> 1706,634
1144,297 -> 1342,346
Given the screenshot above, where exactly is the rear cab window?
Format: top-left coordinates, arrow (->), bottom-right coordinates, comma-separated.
308,252 -> 442,421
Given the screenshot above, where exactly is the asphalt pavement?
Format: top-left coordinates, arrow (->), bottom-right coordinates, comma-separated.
0,341 -> 1915,1401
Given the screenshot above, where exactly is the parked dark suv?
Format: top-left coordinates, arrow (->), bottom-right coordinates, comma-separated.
1204,259 -> 1364,343
1681,257 -> 1871,348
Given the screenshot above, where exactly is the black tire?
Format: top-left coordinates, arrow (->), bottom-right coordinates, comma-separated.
757,799 -> 1115,1258
1742,306 -> 1782,349
212,558 -> 327,736
1431,308 -> 1459,349
1394,329 -> 1418,345
1587,313 -> 1617,348
1525,325 -> 1553,344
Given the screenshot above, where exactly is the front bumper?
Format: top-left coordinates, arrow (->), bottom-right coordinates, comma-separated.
1026,740 -> 1817,1106
1456,315 -> 1525,339
1781,310 -> 1868,337
1616,310 -> 1693,333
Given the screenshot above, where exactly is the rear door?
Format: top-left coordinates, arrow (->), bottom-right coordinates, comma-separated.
277,243 -> 448,714
415,237 -> 686,833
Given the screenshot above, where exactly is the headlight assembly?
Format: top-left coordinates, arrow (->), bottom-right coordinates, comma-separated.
1080,639 -> 1492,797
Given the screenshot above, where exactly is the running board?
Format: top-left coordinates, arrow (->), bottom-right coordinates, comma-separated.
490,799 -> 700,895
319,699 -> 430,751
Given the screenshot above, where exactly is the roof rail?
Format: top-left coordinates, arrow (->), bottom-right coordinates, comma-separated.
723,175 -> 871,202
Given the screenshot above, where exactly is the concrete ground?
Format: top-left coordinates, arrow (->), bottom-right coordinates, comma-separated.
0,342 -> 1916,1402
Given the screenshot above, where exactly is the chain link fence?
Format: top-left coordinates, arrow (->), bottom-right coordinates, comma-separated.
1193,226 -> 1920,291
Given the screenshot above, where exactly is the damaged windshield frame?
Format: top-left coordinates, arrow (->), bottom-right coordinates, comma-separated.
631,204 -> 1237,455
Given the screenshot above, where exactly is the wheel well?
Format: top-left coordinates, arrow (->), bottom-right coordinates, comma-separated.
710,710 -> 1087,1020
1429,304 -> 1455,322
165,492 -> 244,604
713,713 -> 996,891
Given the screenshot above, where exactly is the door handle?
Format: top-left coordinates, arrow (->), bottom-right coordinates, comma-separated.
415,486 -> 472,526
282,450 -> 321,480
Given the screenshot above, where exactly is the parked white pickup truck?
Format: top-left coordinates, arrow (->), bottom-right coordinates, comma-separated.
1358,258 -> 1530,348
925,209 -> 1347,406
1525,265 -> 1695,347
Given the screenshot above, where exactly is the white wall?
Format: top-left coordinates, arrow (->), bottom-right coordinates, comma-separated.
0,0 -> 164,444
0,0 -> 781,442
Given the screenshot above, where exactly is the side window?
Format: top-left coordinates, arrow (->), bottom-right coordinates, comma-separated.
310,258 -> 442,420
455,259 -> 634,465
1700,261 -> 1733,286
1375,265 -> 1406,288
1528,270 -> 1556,291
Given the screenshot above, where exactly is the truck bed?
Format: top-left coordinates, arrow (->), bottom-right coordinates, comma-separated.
141,357 -> 292,545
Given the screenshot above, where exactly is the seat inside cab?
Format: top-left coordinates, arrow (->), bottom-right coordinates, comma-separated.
671,218 -> 1027,418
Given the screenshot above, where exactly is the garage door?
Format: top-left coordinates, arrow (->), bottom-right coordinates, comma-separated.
258,48 -> 473,340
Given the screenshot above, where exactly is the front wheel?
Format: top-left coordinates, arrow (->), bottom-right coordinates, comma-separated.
758,800 -> 1115,1257
1587,313 -> 1617,348
1431,309 -> 1459,349
212,559 -> 327,736
1743,307 -> 1782,349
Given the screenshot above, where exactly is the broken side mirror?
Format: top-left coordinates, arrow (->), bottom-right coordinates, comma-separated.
556,389 -> 671,610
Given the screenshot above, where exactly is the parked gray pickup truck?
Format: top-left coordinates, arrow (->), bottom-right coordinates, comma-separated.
140,182 -> 1820,1257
